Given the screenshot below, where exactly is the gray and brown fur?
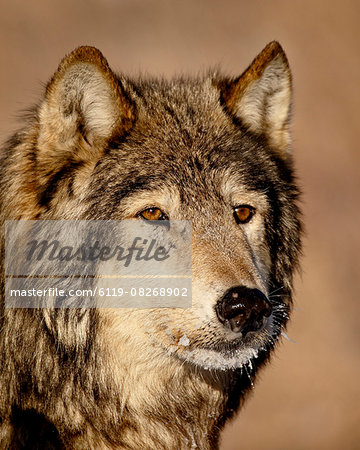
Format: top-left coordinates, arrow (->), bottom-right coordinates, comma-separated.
0,42 -> 302,449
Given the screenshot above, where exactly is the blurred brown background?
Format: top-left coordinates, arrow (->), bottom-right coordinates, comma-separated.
1,1 -> 359,449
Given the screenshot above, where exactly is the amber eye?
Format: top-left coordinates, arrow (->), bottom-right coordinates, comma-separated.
234,205 -> 255,224
138,207 -> 168,221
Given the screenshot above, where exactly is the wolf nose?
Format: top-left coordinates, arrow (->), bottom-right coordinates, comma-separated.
215,287 -> 272,335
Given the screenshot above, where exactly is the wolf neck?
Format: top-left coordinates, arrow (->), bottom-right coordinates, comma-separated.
110,355 -> 232,449
92,313 -> 242,449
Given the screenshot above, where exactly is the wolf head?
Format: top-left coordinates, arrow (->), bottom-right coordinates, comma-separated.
4,42 -> 301,372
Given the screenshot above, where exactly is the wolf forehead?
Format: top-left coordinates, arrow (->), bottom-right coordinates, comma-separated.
88,76 -> 285,200
111,77 -> 270,159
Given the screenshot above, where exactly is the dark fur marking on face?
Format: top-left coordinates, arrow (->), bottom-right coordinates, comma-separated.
111,175 -> 167,203
38,161 -> 85,208
85,171 -> 170,219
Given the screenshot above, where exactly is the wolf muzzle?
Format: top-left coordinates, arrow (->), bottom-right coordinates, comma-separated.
215,287 -> 272,336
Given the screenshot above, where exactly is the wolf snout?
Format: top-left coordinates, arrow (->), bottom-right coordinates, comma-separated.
215,287 -> 272,336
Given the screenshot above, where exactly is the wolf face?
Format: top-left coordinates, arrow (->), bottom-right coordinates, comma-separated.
0,42 -> 302,448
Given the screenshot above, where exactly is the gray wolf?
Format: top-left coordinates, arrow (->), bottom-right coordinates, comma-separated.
0,41 -> 302,448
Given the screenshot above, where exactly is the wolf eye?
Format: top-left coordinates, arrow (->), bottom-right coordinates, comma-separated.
234,205 -> 255,224
138,207 -> 169,221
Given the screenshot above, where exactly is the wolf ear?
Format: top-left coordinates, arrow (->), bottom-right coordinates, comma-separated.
221,41 -> 292,158
38,46 -> 134,162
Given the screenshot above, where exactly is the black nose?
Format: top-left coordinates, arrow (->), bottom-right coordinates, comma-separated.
215,286 -> 272,335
